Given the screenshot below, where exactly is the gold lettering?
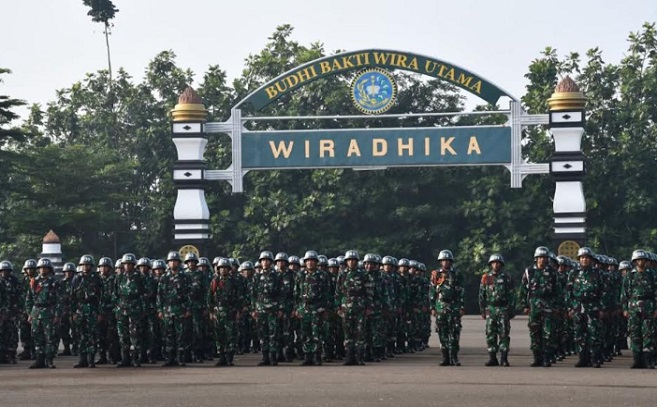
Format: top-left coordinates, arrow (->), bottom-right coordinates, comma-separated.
363,52 -> 370,65
424,60 -> 437,74
467,136 -> 481,155
265,86 -> 278,99
408,57 -> 419,71
332,58 -> 343,70
373,52 -> 390,65
269,140 -> 294,159
456,73 -> 472,88
396,55 -> 408,68
284,74 -> 299,89
441,137 -> 457,155
398,138 -> 414,156
319,61 -> 332,74
372,139 -> 387,156
305,140 -> 310,158
444,68 -> 456,81
275,81 -> 287,93
297,66 -> 318,82
319,140 -> 335,158
437,64 -> 448,78
470,80 -> 482,94
424,137 -> 430,156
347,139 -> 361,157
341,56 -> 355,69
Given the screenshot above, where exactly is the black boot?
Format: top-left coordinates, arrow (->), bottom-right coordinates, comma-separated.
117,349 -> 131,367
645,351 -> 654,369
270,351 -> 278,366
29,353 -> 46,369
530,351 -> 542,367
74,352 -> 88,368
485,352 -> 499,366
162,350 -> 178,367
357,348 -> 365,365
19,349 -> 32,361
96,351 -> 108,365
258,350 -> 271,366
184,349 -> 192,364
215,353 -> 228,366
450,350 -> 460,366
343,348 -> 356,366
631,352 -> 644,369
88,352 -> 96,368
575,350 -> 589,368
373,347 -> 382,363
364,346 -> 373,362
177,350 -> 186,367
45,354 -> 56,369
227,351 -> 234,366
58,344 -> 72,357
301,352 -> 314,366
132,351 -> 141,367
314,351 -> 323,366
276,349 -> 286,363
439,349 -> 451,366
500,351 -> 510,367
542,351 -> 552,367
285,347 -> 295,363
139,348 -> 148,364
592,349 -> 601,368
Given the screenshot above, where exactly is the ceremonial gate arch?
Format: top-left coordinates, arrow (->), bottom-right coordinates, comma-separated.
170,49 -> 587,258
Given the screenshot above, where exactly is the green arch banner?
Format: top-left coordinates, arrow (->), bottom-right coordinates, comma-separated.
234,49 -> 517,111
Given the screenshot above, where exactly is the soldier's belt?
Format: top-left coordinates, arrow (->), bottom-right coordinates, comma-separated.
488,301 -> 509,306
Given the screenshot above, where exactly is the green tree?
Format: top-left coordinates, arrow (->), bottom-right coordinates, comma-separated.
82,0 -> 119,87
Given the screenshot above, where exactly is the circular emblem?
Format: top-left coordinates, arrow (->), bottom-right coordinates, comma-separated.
351,68 -> 397,114
179,245 -> 200,259
558,240 -> 580,259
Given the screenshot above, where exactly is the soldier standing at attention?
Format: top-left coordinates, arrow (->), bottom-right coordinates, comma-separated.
0,260 -> 20,364
56,263 -> 75,358
18,260 -> 37,361
136,257 -> 157,364
25,258 -> 60,369
336,250 -> 373,366
158,251 -> 192,367
71,255 -> 103,368
479,254 -> 515,367
209,258 -> 241,366
252,251 -> 282,366
275,252 -> 295,363
114,253 -> 145,367
184,252 -> 208,363
96,257 -> 118,365
431,250 -> 465,366
519,246 -> 557,367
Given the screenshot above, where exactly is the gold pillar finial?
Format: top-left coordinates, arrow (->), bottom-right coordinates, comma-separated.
547,76 -> 587,111
171,86 -> 208,122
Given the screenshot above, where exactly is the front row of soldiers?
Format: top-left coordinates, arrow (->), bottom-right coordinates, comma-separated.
0,249 -> 437,368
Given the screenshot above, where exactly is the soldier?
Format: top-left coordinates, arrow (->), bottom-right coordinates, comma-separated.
396,258 -> 411,353
209,258 -> 241,366
326,257 -> 344,360
621,249 -> 657,369
96,256 -> 119,365
431,250 -> 465,366
237,261 -> 256,355
150,259 -> 166,362
381,256 -> 399,358
137,257 -> 158,364
606,257 -> 623,357
18,259 -> 37,361
289,255 -> 305,359
184,252 -> 209,363
70,255 -> 103,368
0,260 -> 21,364
252,251 -> 282,366
295,250 -> 330,366
56,263 -> 75,358
114,253 -> 145,367
336,250 -> 373,366
275,252 -> 295,363
363,254 -> 388,363
519,246 -> 557,367
417,263 -> 432,350
617,260 -> 632,353
554,256 -> 573,360
479,254 -> 515,367
158,251 -> 192,367
25,258 -> 60,369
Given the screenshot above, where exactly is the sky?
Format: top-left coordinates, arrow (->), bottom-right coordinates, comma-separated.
1,0 -> 656,120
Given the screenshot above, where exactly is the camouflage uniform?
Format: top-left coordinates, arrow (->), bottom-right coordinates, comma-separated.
70,264 -> 103,367
157,264 -> 192,366
0,265 -> 20,363
277,258 -> 296,362
186,265 -> 209,362
114,256 -> 146,367
251,261 -> 282,366
295,254 -> 330,365
25,262 -> 60,368
208,259 -> 241,366
364,254 -> 390,362
56,271 -> 74,356
431,259 -> 465,366
97,266 -> 119,364
19,266 -> 36,360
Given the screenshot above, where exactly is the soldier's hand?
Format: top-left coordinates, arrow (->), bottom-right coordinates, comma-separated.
365,309 -> 373,316
184,311 -> 191,318
431,309 -> 437,317
97,315 -> 104,322
523,307 -> 529,315
623,311 -> 629,318
251,312 -> 257,320
209,313 -> 217,321
598,311 -> 605,319
568,310 -> 575,318
54,317 -> 60,324
27,315 -> 32,323
459,309 -> 465,317
157,312 -> 163,319
72,315 -> 78,321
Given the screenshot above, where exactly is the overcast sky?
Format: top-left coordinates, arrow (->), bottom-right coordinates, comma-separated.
1,0 -> 655,120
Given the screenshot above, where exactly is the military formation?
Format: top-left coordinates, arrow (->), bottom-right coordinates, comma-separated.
0,246 -> 656,369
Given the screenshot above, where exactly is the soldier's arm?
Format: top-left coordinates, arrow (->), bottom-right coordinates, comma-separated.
457,271 -> 465,311
619,274 -> 629,313
478,275 -> 487,315
518,269 -> 529,309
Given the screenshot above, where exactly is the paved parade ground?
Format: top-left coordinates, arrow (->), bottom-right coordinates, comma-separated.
2,316 -> 656,407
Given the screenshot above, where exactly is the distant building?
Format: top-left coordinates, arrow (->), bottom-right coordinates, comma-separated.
40,230 -> 63,275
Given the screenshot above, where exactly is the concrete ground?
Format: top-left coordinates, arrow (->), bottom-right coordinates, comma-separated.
2,316 -> 655,407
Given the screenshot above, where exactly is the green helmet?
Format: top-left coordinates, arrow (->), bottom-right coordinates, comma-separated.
79,255 -> 95,266
137,257 -> 152,268
328,258 -> 339,268
631,249 -> 648,262
23,259 -> 37,271
318,255 -> 328,266
230,258 -> 240,268
382,256 -> 395,265
363,253 -> 378,263
288,255 -> 301,265
121,253 -> 137,265
619,260 -> 631,270
114,259 -> 122,269
36,258 -> 53,270
409,260 -> 419,269
488,254 -> 505,265
98,257 -> 113,268
556,255 -> 570,266
608,257 -> 618,266
577,247 -> 594,259
0,260 -> 13,271
337,256 -> 345,265
212,257 -> 222,266
344,250 -> 359,261
198,257 -> 210,267
437,250 -> 454,261
418,263 -> 427,272
259,251 -> 274,261
303,250 -> 319,261
238,261 -> 254,272
274,252 -> 289,263
533,246 -> 550,259
184,252 -> 198,263
167,251 -> 181,262
152,259 -> 166,270
218,258 -> 232,268
62,263 -> 76,273
398,258 -> 410,267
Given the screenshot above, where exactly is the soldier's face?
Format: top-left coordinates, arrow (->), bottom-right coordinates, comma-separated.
364,262 -> 374,271
25,268 -> 36,277
580,256 -> 591,267
168,260 -> 180,270
346,259 -> 358,269
636,259 -> 646,269
491,262 -> 502,272
261,259 -> 272,269
186,261 -> 198,271
399,266 -> 408,274
383,264 -> 393,273
38,267 -> 48,277
329,266 -> 339,274
305,259 -> 318,271
124,263 -> 135,273
440,260 -> 451,269
83,264 -> 92,273
290,264 -> 300,271
220,267 -> 229,277
536,257 -> 548,269
276,260 -> 287,271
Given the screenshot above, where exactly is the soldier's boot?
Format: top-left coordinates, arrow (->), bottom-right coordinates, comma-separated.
215,353 -> 228,367
257,350 -> 271,366
162,351 -> 178,367
373,347 -> 382,363
58,343 -> 72,357
45,354 -> 56,369
300,353 -> 314,366
194,350 -> 205,364
117,349 -> 131,368
450,351 -> 461,367
87,352 -> 96,368
387,342 -> 396,358
131,350 -> 141,367
139,348 -> 148,364
184,349 -> 193,364
323,348 -> 335,363
343,348 -> 356,366
439,349 -> 451,366
19,349 -> 31,361
356,348 -> 366,366
74,352 -> 89,368
28,354 -> 46,369
270,351 -> 278,366
631,352 -> 644,369
226,351 -> 233,366
149,350 -> 158,364
592,349 -> 602,368
72,344 -> 79,356
500,351 -> 510,367
96,351 -> 108,365
644,351 -> 654,369
363,345 -> 373,362
177,351 -> 186,367
530,351 -> 542,367
314,351 -> 323,366
575,351 -> 589,368
0,352 -> 8,364
408,340 -> 415,354
8,350 -> 17,364
485,352 -> 499,367
542,351 -> 552,367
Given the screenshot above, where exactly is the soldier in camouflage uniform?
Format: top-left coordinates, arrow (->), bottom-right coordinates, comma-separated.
479,254 -> 515,367
519,246 -> 557,367
252,251 -> 282,366
606,257 -> 623,357
621,249 -> 657,369
336,250 -> 373,366
158,251 -> 192,367
25,258 -> 60,369
114,253 -> 145,367
381,256 -> 399,358
137,257 -> 158,363
184,252 -> 209,363
56,264 -> 75,358
288,255 -> 306,359
209,258 -> 241,366
325,257 -> 343,360
275,252 -> 295,362
617,260 -> 632,353
71,255 -> 103,368
418,263 -> 432,350
96,257 -> 119,365
554,256 -> 573,360
238,260 -> 258,354
431,250 -> 465,366
363,254 -> 390,362
150,259 -> 166,362
18,259 -> 37,360
396,258 -> 411,353
0,260 -> 20,364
